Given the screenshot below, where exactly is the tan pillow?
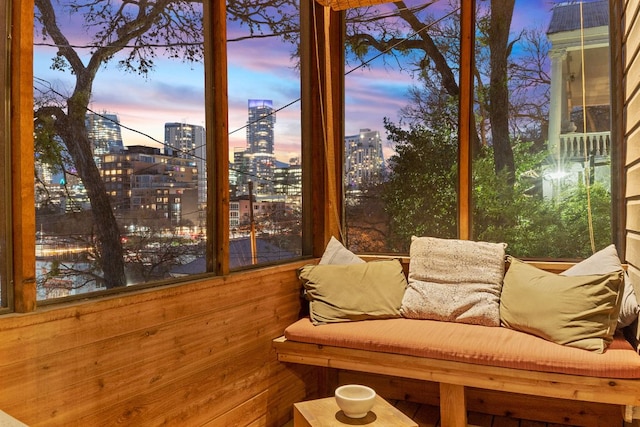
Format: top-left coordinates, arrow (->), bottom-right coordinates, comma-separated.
400,236 -> 507,326
561,244 -> 639,329
319,236 -> 365,265
500,257 -> 624,353
299,259 -> 407,325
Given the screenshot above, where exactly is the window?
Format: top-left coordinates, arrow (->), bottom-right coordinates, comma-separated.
343,0 -> 616,259
29,0 -> 303,303
344,0 -> 460,253
471,0 -> 613,259
227,0 -> 302,268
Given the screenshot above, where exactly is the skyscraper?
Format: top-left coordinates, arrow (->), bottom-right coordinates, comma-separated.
345,128 -> 385,190
86,112 -> 124,166
234,100 -> 277,195
246,99 -> 275,154
164,122 -> 207,214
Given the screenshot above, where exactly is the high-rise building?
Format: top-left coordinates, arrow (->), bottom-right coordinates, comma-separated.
164,122 -> 206,223
100,145 -> 198,225
86,112 -> 124,166
234,100 -> 277,195
345,128 -> 385,190
247,99 -> 275,154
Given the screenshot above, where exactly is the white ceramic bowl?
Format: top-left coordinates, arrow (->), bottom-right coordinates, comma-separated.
334,384 -> 376,418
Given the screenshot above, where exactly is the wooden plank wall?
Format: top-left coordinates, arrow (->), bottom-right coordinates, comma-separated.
0,261 -> 315,426
622,0 -> 640,300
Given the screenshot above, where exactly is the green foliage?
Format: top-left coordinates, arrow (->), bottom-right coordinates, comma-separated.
381,118 -> 458,252
377,128 -> 612,257
473,142 -> 611,258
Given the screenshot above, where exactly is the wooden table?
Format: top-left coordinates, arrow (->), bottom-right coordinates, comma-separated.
293,394 -> 418,426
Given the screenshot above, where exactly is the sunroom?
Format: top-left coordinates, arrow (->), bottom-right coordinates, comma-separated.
2,0 -> 640,425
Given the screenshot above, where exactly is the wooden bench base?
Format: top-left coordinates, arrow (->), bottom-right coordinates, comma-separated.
273,336 -> 640,427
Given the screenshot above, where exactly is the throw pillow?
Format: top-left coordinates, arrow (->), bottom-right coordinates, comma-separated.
400,236 -> 507,326
299,259 -> 407,325
561,244 -> 639,329
319,236 -> 365,265
500,257 -> 624,353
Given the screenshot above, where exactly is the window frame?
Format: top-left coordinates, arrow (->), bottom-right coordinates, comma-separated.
9,0 -> 315,312
1,0 -> 10,312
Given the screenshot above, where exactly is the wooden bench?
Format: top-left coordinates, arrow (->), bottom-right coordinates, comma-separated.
273,318 -> 640,427
275,256 -> 640,426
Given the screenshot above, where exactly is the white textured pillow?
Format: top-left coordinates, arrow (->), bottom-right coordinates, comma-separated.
400,236 -> 507,326
561,244 -> 639,329
319,236 -> 365,265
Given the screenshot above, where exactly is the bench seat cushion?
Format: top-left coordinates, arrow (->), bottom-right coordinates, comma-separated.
284,317 -> 640,379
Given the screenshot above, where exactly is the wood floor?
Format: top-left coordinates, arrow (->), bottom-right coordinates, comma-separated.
282,399 -> 631,427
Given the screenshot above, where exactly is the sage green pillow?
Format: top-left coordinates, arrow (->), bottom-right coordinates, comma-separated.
500,257 -> 624,353
299,259 -> 407,325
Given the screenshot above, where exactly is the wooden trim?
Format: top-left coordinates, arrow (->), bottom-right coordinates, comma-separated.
206,0 -> 230,275
11,0 -> 36,312
306,2 -> 345,256
300,0 -> 314,257
1,0 -> 10,310
457,0 -> 475,240
611,0 -> 627,257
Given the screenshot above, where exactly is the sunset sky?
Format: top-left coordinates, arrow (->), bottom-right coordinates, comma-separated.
33,0 -> 556,163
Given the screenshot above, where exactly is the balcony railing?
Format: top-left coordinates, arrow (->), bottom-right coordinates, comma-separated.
557,131 -> 611,160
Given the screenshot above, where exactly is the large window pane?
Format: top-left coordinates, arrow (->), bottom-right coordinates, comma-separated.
227,0 -> 302,269
33,0 -> 206,299
472,0 -> 612,259
344,0 -> 460,253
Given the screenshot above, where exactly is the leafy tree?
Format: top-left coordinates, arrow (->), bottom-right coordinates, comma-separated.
345,181 -> 391,253
381,118 -> 458,252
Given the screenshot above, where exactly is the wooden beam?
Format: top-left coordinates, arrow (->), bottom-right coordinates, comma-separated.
11,0 -> 36,312
304,1 -> 345,256
440,383 -> 467,427
457,0 -> 475,240
206,0 -> 230,274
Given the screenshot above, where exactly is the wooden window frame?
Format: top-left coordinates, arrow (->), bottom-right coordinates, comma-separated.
0,0 -> 10,312
9,0 -> 315,312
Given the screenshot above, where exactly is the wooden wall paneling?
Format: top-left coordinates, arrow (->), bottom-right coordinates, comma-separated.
626,87 -> 640,137
626,232 -> 640,271
626,162 -> 640,199
625,28 -> 640,100
627,0 -> 640,37
0,261 -> 308,425
10,0 -> 36,312
626,126 -> 640,166
627,264 -> 640,304
627,199 -> 640,233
